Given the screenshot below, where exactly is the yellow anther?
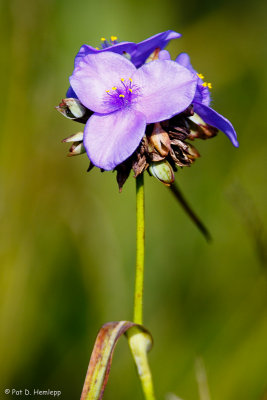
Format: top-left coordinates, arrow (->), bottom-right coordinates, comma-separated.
129,88 -> 133,93
121,78 -> 125,82
197,73 -> 204,79
202,82 -> 212,89
95,47 -> 99,50
101,37 -> 106,41
119,94 -> 125,98
112,87 -> 117,90
106,90 -> 110,93
129,78 -> 133,82
111,36 -> 117,41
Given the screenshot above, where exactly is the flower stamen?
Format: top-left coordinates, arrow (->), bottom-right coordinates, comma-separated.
98,35 -> 119,49
104,78 -> 139,110
202,82 -> 212,89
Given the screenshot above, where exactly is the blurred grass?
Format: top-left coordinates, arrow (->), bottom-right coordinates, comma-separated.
0,0 -> 267,399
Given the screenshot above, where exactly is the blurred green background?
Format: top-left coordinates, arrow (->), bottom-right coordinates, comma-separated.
1,0 -> 267,399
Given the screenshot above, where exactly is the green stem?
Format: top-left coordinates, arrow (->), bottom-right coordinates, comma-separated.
129,173 -> 156,400
133,173 -> 145,325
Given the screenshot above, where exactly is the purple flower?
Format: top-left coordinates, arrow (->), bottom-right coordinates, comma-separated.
175,52 -> 238,147
69,52 -> 197,170
67,31 -> 181,98
130,30 -> 181,67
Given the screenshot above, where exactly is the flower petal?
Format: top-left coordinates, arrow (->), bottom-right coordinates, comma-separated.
194,102 -> 239,147
83,110 -> 146,170
133,60 -> 197,123
131,30 -> 181,67
74,42 -> 137,67
193,82 -> 211,107
175,52 -> 195,73
66,86 -> 77,98
70,52 -> 136,113
176,52 -> 211,106
158,50 -> 171,60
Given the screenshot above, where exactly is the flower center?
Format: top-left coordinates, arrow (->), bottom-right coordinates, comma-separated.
105,78 -> 139,110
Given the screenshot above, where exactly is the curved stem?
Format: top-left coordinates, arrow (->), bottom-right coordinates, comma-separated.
133,173 -> 145,325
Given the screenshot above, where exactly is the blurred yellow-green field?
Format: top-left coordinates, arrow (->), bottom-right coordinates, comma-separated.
1,0 -> 267,399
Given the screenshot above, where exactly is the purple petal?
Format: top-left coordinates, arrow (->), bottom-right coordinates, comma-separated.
83,109 -> 146,170
74,42 -> 137,67
175,52 -> 195,73
66,86 -> 77,98
193,82 -> 211,107
158,50 -> 171,60
133,60 -> 197,123
194,102 -> 239,147
131,30 -> 181,67
176,52 -> 211,106
70,52 -> 136,113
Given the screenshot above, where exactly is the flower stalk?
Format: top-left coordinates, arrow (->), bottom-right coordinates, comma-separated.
133,173 -> 145,325
127,327 -> 155,400
128,173 -> 156,400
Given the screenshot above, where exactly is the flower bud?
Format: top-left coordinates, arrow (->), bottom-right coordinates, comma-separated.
62,131 -> 84,143
186,142 -> 200,160
62,132 -> 85,157
56,98 -> 87,119
188,113 -> 218,140
148,123 -> 171,158
67,142 -> 86,157
149,160 -> 175,185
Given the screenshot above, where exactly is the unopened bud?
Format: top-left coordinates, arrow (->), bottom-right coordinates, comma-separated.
148,123 -> 171,157
62,131 -> 84,143
149,160 -> 175,185
68,141 -> 86,157
186,142 -> 200,159
62,131 -> 85,157
188,113 -> 218,140
56,98 -> 87,119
